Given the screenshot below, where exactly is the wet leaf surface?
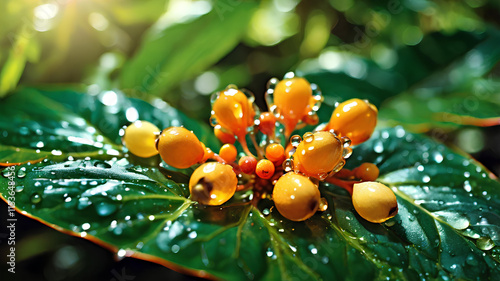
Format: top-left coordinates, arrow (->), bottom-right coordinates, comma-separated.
2,127 -> 499,280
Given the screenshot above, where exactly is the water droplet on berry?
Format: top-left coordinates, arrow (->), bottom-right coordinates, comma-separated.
333,160 -> 345,173
318,198 -> 328,211
31,193 -> 42,204
342,147 -> 352,159
303,132 -> 314,143
341,137 -> 351,148
476,237 -> 495,250
318,173 -> 329,180
283,159 -> 294,172
290,135 -> 302,147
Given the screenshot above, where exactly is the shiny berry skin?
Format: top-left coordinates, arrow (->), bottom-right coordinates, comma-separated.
189,162 -> 237,206
265,143 -> 285,163
352,181 -> 398,223
214,126 -> 236,144
211,88 -> 255,139
157,127 -> 205,169
273,173 -> 320,221
293,131 -> 343,180
238,156 -> 257,174
122,121 -> 160,158
354,163 -> 379,181
219,143 -> 237,163
273,77 -> 313,136
256,159 -> 275,179
326,98 -> 377,145
258,112 -> 276,136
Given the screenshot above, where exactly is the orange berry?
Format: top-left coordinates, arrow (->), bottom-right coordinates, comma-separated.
354,163 -> 379,181
214,126 -> 236,144
219,143 -> 237,163
352,182 -> 398,223
157,127 -> 204,169
211,87 -> 255,139
239,156 -> 257,174
189,162 -> 237,205
258,112 -> 276,136
326,98 -> 377,145
273,173 -> 320,221
256,159 -> 275,179
293,131 -> 344,180
265,143 -> 285,163
272,77 -> 313,136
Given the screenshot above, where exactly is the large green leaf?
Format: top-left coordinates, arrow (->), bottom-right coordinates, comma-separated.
0,87 -> 219,165
119,1 -> 257,97
2,127 -> 499,280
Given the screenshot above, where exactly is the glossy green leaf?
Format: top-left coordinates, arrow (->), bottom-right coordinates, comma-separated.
1,127 -> 499,280
119,2 -> 257,97
0,87 -> 219,165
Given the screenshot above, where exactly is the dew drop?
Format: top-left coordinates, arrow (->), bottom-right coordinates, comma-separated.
15,185 -> 24,192
262,208 -> 270,216
476,237 -> 495,251
171,244 -> 180,253
2,169 -> 13,178
94,161 -> 111,168
463,180 -> 472,192
318,198 -> 328,211
95,201 -> 117,216
17,167 -> 27,178
341,136 -> 351,148
466,254 -> 478,266
283,159 -> 294,173
374,141 -> 384,153
333,160 -> 345,173
30,193 -> 42,204
422,175 -> 431,183
303,132 -> 314,143
290,135 -> 302,147
342,147 -> 352,159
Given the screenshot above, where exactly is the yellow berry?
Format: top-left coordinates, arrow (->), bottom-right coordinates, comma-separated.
256,159 -> 275,179
326,98 -> 377,145
354,163 -> 379,181
273,173 -> 320,221
122,120 -> 160,158
189,162 -> 237,205
157,127 -> 204,169
273,77 -> 314,136
219,144 -> 237,163
293,131 -> 343,180
211,87 -> 255,139
352,181 -> 398,223
214,126 -> 236,144
265,143 -> 285,163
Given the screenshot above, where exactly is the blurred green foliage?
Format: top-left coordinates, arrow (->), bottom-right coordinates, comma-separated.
1,0 -> 499,115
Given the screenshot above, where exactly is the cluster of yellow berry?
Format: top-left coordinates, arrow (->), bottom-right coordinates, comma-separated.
122,73 -> 398,223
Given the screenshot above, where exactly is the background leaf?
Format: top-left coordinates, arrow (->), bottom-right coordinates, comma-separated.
119,1 -> 258,97
2,127 -> 499,280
